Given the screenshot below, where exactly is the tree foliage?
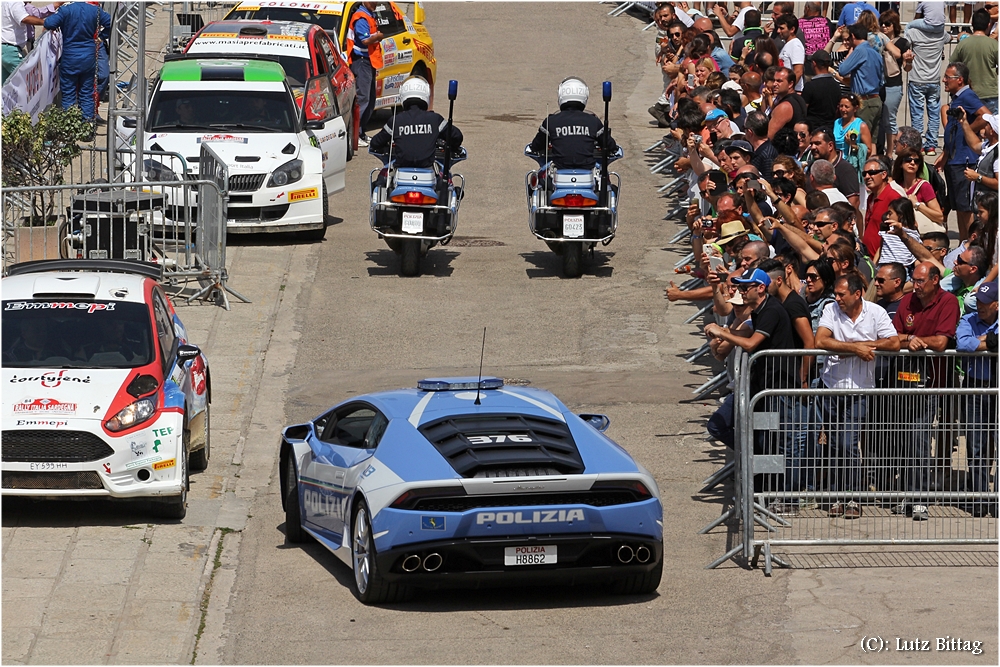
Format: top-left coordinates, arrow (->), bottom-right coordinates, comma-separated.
2,106 -> 92,224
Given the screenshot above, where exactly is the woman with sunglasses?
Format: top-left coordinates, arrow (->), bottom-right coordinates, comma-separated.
802,258 -> 837,333
772,155 -> 808,206
878,10 -> 909,158
891,148 -> 944,230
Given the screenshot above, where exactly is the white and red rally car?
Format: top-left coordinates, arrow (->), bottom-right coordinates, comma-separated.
1,260 -> 211,519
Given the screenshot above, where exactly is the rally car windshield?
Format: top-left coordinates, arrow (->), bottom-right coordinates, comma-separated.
1,301 -> 155,369
226,8 -> 343,34
148,90 -> 298,133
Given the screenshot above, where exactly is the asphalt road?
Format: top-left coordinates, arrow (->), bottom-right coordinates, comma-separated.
2,3 -> 996,665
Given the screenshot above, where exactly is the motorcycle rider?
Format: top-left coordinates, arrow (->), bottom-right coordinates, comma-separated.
368,76 -> 463,174
529,77 -> 619,169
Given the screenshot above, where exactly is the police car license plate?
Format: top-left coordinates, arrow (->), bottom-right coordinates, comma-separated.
504,545 -> 557,566
563,214 -> 584,238
402,211 -> 423,234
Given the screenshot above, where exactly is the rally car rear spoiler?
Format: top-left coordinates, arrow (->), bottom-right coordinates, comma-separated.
7,259 -> 164,280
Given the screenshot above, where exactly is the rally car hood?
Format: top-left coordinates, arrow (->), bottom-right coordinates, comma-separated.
5,368 -> 133,423
145,131 -> 301,175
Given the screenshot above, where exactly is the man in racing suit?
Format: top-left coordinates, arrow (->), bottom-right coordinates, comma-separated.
529,77 -> 619,169
369,76 -> 463,173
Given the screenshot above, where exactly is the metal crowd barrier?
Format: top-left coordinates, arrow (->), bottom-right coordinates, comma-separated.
1,143 -> 246,309
704,348 -> 999,574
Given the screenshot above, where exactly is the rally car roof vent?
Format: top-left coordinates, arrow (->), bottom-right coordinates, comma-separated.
418,413 -> 585,478
238,26 -> 268,36
32,274 -> 101,298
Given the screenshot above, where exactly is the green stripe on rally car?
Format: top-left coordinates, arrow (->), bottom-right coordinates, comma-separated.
159,59 -> 285,82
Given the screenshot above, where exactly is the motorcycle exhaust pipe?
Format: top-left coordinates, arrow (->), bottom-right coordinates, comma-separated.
422,553 -> 443,572
401,554 -> 421,572
617,545 -> 634,564
636,546 -> 651,564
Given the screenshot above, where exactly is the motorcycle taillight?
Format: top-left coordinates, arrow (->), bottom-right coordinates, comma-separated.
391,191 -> 438,205
551,193 -> 597,207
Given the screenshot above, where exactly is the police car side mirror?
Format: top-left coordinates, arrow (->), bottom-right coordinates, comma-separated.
305,120 -> 325,131
123,117 -> 137,129
448,79 -> 458,101
603,81 -> 612,103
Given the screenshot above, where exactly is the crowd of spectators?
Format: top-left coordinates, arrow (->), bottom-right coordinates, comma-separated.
653,2 -> 999,520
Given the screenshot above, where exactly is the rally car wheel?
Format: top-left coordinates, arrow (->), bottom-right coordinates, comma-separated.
346,114 -> 355,162
302,184 -> 329,243
609,557 -> 662,595
150,446 -> 187,521
189,405 -> 210,472
283,456 -> 308,544
351,500 -> 409,604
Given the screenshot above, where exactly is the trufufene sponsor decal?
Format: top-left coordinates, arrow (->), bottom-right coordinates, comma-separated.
126,455 -> 164,470
9,370 -> 92,386
289,187 -> 318,202
13,398 -> 76,415
4,301 -> 115,313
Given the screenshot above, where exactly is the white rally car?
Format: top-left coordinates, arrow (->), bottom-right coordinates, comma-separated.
1,260 -> 211,519
120,57 -> 346,240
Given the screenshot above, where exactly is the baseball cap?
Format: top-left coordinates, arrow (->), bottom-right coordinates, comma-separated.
984,114 -> 999,138
809,50 -> 831,65
731,267 -> 771,287
704,108 -> 728,124
726,290 -> 745,305
976,282 -> 998,303
725,139 -> 753,155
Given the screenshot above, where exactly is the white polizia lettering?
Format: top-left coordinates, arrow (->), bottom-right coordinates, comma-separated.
476,509 -> 585,525
554,125 -> 591,138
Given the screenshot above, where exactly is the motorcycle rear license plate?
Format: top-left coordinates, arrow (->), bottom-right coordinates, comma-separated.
402,211 -> 423,234
563,214 -> 584,238
504,545 -> 557,566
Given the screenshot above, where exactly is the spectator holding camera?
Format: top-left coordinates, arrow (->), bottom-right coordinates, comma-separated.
957,112 -> 999,202
939,62 -> 990,241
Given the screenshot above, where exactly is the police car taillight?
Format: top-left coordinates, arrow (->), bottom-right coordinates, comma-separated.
390,486 -> 467,510
590,480 -> 652,501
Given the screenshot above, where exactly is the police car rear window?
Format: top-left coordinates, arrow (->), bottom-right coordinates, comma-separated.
2,300 -> 155,369
148,89 -> 297,133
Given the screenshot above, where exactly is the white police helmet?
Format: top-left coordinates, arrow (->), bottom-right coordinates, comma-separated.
557,77 -> 589,107
399,76 -> 431,106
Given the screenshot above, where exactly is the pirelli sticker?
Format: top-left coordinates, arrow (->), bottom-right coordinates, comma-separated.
268,34 -> 306,42
289,187 -> 318,202
897,371 -> 921,383
153,458 -> 176,471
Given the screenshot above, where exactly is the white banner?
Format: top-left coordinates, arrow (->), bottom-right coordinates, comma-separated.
1,30 -> 63,123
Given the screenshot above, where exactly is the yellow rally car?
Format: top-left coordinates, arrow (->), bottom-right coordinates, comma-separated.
225,0 -> 436,110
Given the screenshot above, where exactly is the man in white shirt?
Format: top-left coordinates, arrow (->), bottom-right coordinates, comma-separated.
814,273 -> 900,519
1,1 -> 45,83
775,14 -> 805,92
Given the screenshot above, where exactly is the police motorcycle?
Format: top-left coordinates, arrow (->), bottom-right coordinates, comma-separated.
524,80 -> 622,278
369,78 -> 466,277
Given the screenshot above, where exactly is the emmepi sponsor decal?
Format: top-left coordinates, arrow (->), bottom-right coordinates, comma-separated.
289,187 -> 318,202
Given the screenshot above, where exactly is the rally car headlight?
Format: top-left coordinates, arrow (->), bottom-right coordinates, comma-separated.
143,159 -> 178,182
267,159 -> 303,188
105,398 -> 156,432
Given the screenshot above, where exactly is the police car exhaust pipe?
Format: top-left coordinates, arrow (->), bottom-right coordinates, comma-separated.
422,553 -> 443,572
636,545 -> 651,563
617,545 -> 634,564
401,554 -> 422,572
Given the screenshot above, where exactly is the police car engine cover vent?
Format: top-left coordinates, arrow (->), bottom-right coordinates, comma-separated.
419,414 -> 585,478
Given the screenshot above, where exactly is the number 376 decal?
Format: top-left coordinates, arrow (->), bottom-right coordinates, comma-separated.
466,434 -> 534,444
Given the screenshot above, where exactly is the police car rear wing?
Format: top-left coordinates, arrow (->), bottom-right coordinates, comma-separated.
7,259 -> 164,280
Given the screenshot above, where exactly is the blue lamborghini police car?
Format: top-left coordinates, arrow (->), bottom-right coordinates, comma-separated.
279,377 -> 663,604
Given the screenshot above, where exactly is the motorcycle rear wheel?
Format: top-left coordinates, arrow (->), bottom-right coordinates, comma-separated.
562,241 -> 582,278
401,238 -> 420,277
